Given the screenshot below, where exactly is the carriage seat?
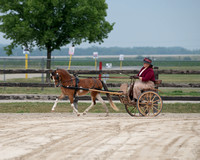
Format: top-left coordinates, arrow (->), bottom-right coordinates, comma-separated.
154,80 -> 162,85
141,80 -> 162,93
120,83 -> 129,94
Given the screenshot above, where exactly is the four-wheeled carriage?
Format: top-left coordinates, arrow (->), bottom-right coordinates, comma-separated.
119,78 -> 163,117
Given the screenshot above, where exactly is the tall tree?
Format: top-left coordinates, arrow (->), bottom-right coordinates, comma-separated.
0,0 -> 114,81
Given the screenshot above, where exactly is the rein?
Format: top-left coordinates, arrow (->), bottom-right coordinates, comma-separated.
77,75 -> 130,79
60,85 -> 123,94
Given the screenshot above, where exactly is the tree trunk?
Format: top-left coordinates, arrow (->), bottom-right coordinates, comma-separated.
46,47 -> 51,82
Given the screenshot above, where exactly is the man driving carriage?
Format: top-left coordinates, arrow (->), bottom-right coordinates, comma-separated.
132,57 -> 155,102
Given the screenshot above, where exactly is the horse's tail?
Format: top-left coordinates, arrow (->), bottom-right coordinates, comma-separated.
101,81 -> 119,111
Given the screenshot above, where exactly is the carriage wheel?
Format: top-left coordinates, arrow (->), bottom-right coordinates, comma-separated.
125,104 -> 141,117
137,91 -> 163,117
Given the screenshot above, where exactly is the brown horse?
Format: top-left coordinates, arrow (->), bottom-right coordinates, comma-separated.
50,69 -> 119,116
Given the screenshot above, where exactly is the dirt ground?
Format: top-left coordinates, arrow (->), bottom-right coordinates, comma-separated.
0,113 -> 200,160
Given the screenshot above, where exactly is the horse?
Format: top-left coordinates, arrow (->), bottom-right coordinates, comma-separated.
50,69 -> 119,116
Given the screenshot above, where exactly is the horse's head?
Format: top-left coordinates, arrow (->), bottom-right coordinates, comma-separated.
50,70 -> 61,87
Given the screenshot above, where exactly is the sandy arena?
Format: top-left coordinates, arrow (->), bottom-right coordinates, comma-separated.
0,113 -> 200,160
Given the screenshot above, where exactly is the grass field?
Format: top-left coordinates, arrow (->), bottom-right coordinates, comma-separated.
1,87 -> 200,97
0,102 -> 199,113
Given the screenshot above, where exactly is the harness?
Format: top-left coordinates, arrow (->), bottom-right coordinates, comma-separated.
73,76 -> 79,98
60,74 -> 79,99
55,73 -> 102,99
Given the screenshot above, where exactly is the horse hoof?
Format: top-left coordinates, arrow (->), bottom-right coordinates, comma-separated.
51,110 -> 55,112
105,114 -> 109,117
83,112 -> 87,115
77,113 -> 80,116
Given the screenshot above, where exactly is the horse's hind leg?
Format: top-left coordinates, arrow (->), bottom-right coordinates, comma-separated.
83,101 -> 95,115
51,94 -> 64,112
96,94 -> 109,116
83,92 -> 96,115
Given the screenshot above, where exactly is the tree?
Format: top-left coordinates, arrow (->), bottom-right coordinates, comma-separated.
0,0 -> 114,81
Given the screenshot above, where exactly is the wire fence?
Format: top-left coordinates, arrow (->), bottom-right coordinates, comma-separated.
0,57 -> 200,70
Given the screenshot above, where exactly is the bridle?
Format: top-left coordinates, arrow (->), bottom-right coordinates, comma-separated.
51,71 -> 76,87
51,72 -> 61,87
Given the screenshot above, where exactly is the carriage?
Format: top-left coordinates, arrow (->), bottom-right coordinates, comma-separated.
118,77 -> 163,117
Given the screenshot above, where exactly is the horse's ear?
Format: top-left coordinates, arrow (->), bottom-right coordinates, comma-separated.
49,70 -> 53,74
50,70 -> 56,76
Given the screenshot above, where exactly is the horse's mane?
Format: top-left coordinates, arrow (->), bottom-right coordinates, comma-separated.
57,69 -> 71,78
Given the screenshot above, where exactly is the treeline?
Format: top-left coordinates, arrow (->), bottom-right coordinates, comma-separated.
0,44 -> 200,56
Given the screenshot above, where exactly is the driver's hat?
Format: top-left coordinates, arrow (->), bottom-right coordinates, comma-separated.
143,57 -> 152,65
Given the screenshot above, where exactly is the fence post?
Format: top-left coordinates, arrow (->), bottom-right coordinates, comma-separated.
3,58 -> 6,91
52,56 -> 55,69
154,66 -> 159,90
3,58 -> 6,82
99,61 -> 102,80
41,58 -> 45,91
154,66 -> 158,79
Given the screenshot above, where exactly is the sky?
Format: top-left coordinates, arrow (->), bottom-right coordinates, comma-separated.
0,0 -> 200,50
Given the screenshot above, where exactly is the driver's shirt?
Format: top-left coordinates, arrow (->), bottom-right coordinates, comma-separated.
137,67 -> 155,82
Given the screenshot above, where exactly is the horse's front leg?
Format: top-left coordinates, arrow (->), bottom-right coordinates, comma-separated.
69,96 -> 80,116
73,96 -> 79,110
51,94 -> 65,112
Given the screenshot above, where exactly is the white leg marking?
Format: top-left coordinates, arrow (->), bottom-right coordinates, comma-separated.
83,101 -> 94,115
52,77 -> 56,88
52,98 -> 58,111
71,103 -> 80,116
96,94 -> 109,116
79,86 -> 83,93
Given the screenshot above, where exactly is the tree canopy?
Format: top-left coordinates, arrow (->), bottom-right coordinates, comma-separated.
0,0 -> 114,70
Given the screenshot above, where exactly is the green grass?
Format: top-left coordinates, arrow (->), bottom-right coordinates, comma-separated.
1,87 -> 200,97
0,87 -> 60,95
0,102 -> 200,113
1,77 -> 43,83
159,74 -> 200,83
159,88 -> 200,97
162,103 -> 200,113
1,73 -> 200,84
159,66 -> 200,70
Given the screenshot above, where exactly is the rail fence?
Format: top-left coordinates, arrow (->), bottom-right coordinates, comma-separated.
0,69 -> 200,101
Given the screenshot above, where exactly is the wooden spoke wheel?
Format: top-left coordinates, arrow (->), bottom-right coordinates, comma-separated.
137,91 -> 163,117
125,104 -> 141,117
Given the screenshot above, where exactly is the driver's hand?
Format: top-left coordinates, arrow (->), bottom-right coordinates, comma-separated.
130,75 -> 139,79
